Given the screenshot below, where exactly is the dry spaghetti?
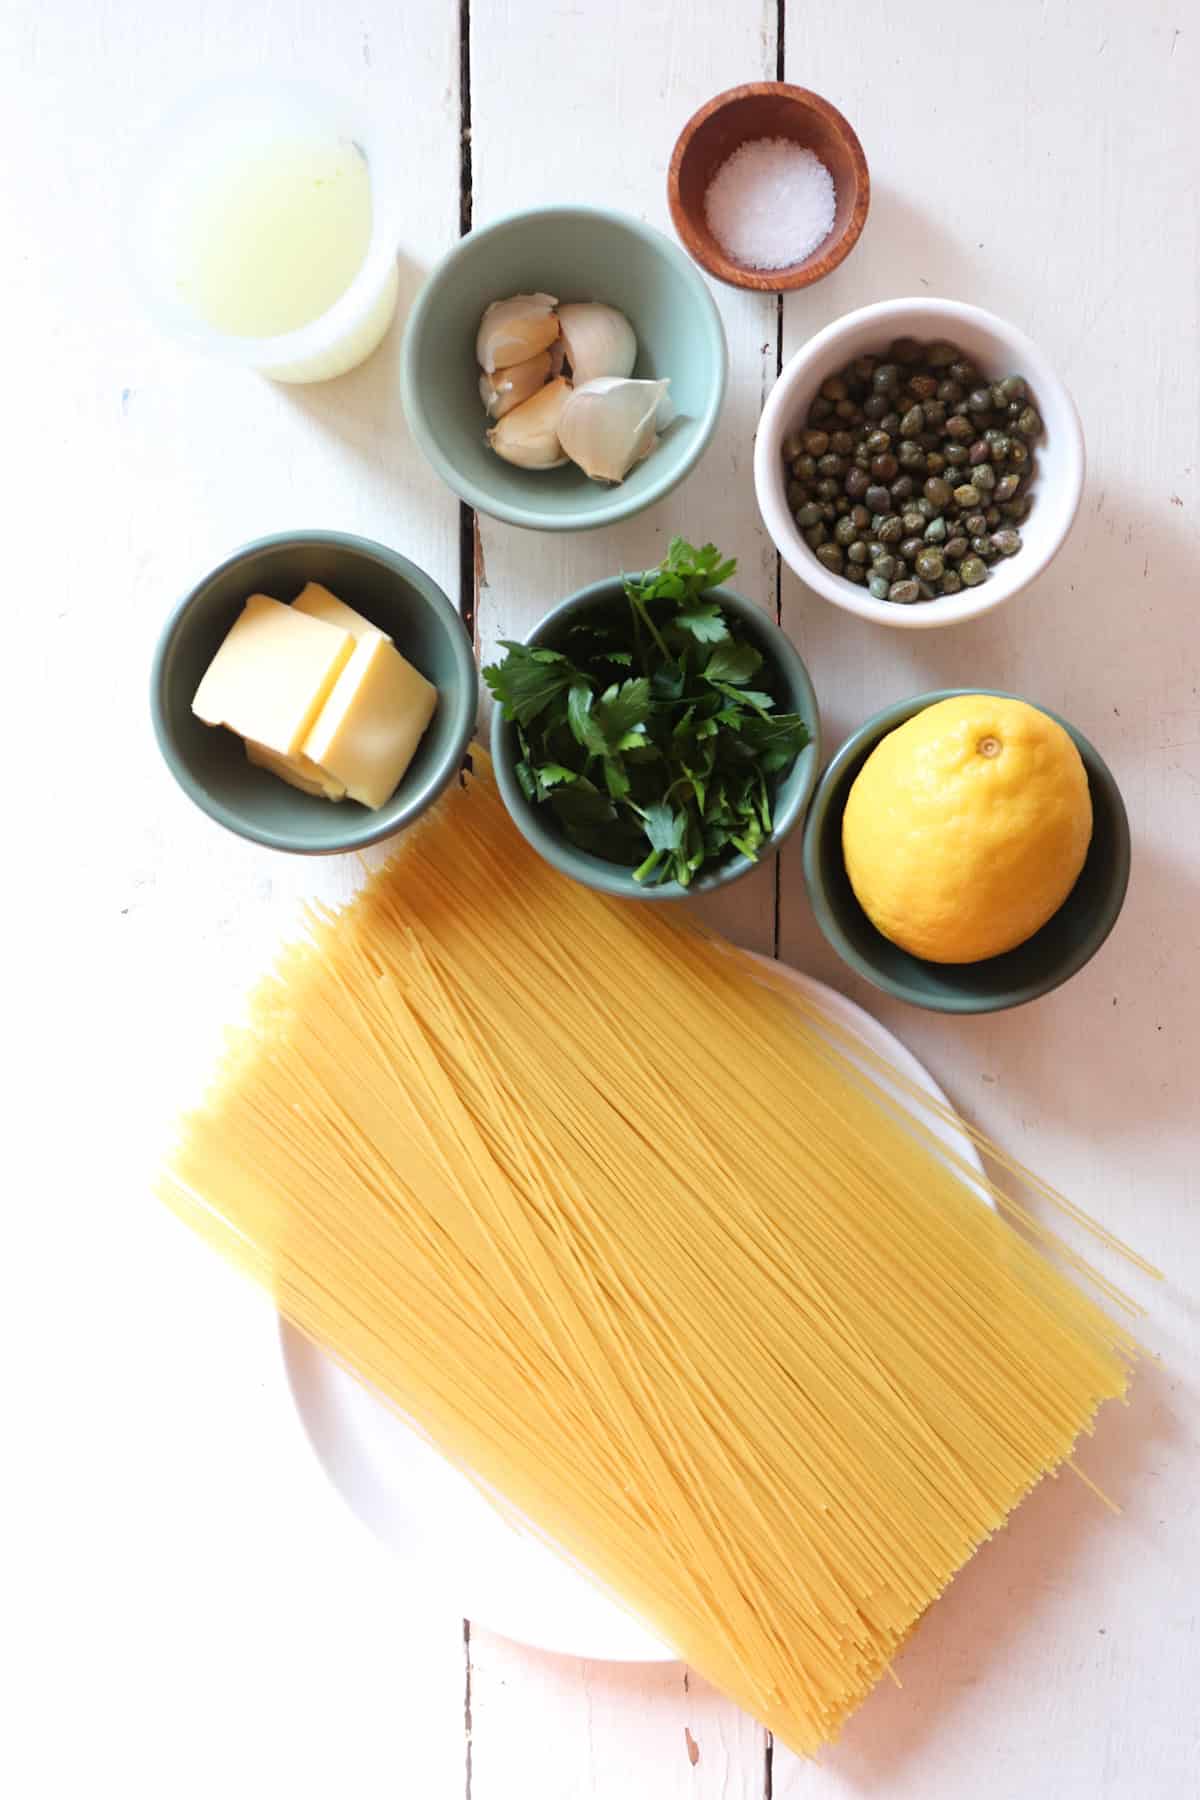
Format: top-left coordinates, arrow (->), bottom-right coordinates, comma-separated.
159,751 -> 1151,1755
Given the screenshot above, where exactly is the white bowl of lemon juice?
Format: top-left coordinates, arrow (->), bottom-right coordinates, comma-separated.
124,79 -> 399,383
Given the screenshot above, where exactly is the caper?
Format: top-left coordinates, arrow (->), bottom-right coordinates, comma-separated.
847,540 -> 870,565
937,379 -> 964,404
868,574 -> 891,600
945,443 -> 969,466
844,562 -> 867,585
869,453 -> 899,483
924,516 -> 947,544
891,336 -> 924,364
795,502 -> 822,527
927,342 -> 958,367
917,579 -> 937,601
865,484 -> 893,514
985,431 -> 1011,460
835,399 -> 860,422
873,363 -> 901,392
808,397 -> 833,423
820,375 -> 848,402
909,374 -> 939,401
864,429 -> 892,455
803,429 -> 830,455
815,542 -> 843,571
899,404 -> 925,437
944,535 -> 969,560
1015,406 -> 1042,438
924,475 -> 954,509
787,481 -> 807,509
793,454 -> 817,479
900,536 -> 925,562
968,439 -> 989,466
948,360 -> 977,386
877,515 -> 904,545
851,355 -> 878,383
993,527 -> 1022,555
835,496 -> 851,516
863,393 -> 889,421
1008,440 -> 1030,468
821,501 -> 836,521
844,466 -> 870,499
817,453 -> 844,478
964,511 -> 988,536
782,431 -> 805,461
889,578 -> 922,604
851,504 -> 871,529
971,535 -> 996,559
803,522 -> 827,548
941,569 -> 963,594
816,478 -> 840,500
1005,496 -> 1033,521
830,430 -> 855,456
984,506 -> 1000,527
898,439 -> 926,470
880,411 -> 902,435
915,547 -> 944,581
994,472 -> 1021,501
945,414 -> 974,441
972,463 -> 996,491
889,474 -> 915,501
834,516 -> 857,547
953,483 -> 980,508
872,552 -> 897,581
926,451 -> 946,475
854,446 -> 871,469
959,556 -> 988,587
997,374 -> 1026,405
899,508 -> 923,532
922,399 -> 946,429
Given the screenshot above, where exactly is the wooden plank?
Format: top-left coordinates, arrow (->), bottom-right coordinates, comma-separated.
465,0 -> 778,1793
774,3 -> 1200,1795
469,0 -> 784,957
6,3 -> 468,1796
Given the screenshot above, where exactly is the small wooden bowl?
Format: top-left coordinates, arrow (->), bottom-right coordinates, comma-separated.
667,83 -> 870,292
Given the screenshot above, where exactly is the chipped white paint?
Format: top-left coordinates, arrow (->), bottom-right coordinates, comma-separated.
9,0 -> 1197,1796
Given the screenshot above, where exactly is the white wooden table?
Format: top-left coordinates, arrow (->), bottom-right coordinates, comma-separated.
9,2 -> 1198,1795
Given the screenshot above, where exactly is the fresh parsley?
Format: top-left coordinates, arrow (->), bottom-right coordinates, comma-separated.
483,539 -> 811,887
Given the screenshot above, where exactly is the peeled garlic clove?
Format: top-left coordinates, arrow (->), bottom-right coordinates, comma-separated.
557,302 -> 637,386
476,293 -> 560,372
487,377 -> 572,469
479,349 -> 553,420
558,377 -> 671,483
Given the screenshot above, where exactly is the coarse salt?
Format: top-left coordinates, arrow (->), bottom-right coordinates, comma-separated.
704,138 -> 836,271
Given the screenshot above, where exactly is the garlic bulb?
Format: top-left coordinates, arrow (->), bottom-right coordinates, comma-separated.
476,293 -> 560,373
558,378 -> 672,483
557,302 -> 637,386
479,350 -> 553,420
487,377 -> 572,469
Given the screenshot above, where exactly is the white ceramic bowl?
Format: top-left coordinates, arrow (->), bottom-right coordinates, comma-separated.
754,298 -> 1085,629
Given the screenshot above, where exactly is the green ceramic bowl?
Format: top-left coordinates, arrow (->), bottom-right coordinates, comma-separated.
802,688 -> 1131,1012
490,578 -> 821,900
150,531 -> 478,854
401,206 -> 728,531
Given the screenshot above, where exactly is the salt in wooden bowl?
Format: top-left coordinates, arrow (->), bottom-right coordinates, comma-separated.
667,83 -> 870,292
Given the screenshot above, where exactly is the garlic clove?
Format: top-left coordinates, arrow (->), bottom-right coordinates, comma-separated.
479,349 -> 553,420
486,377 -> 573,469
557,377 -> 671,483
557,302 -> 638,386
476,293 -> 560,373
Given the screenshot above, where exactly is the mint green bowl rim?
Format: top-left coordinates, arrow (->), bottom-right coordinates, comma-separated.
490,576 -> 822,900
149,529 -> 479,855
400,204 -> 729,533
802,687 -> 1132,1012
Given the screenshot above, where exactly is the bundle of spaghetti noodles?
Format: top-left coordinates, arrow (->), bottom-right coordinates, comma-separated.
159,751 -> 1152,1755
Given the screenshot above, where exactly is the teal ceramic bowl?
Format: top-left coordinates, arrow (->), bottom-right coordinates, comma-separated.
150,531 -> 478,854
401,206 -> 728,531
802,688 -> 1130,1012
490,579 -> 821,900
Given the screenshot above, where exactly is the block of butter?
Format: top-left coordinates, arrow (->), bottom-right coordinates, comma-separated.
292,581 -> 391,644
192,593 -> 353,757
302,631 -> 438,810
245,739 -> 347,800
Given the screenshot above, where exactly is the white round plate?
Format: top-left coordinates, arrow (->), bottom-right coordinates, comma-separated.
279,961 -> 987,1662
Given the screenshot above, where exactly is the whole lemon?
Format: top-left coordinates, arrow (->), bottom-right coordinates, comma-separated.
842,696 -> 1093,964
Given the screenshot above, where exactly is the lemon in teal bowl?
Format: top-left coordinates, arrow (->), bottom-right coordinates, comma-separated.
802,689 -> 1130,1012
401,206 -> 728,532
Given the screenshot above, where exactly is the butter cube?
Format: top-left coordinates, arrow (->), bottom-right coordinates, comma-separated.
292,581 -> 391,644
192,593 -> 354,757
245,739 -> 346,800
302,634 -> 438,810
